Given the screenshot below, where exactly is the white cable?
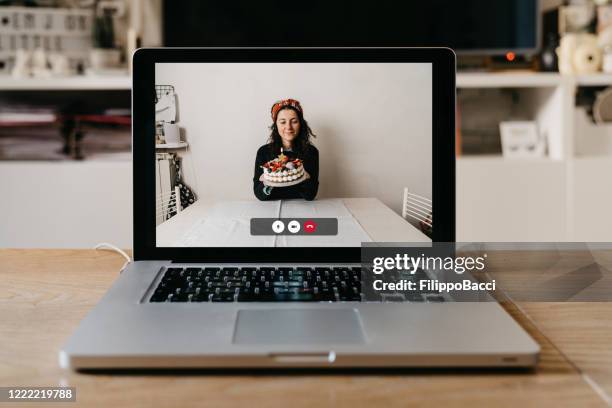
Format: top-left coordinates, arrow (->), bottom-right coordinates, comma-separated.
95,242 -> 131,262
94,242 -> 132,273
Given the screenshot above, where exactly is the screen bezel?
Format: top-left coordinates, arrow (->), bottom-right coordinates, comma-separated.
133,48 -> 455,262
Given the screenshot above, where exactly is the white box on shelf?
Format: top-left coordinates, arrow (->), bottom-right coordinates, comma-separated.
499,121 -> 546,158
0,6 -> 93,74
0,6 -> 93,35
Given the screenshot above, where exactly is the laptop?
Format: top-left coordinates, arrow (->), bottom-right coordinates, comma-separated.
60,48 -> 539,369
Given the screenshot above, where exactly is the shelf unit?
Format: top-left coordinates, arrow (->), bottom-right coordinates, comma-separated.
3,73 -> 612,246
457,72 -> 562,88
574,73 -> 612,87
0,74 -> 131,90
456,72 -> 612,241
0,75 -> 132,248
155,142 -> 188,149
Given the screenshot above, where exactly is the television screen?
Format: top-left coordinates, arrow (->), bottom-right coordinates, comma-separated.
163,0 -> 539,55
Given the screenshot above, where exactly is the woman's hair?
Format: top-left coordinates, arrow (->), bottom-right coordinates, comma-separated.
268,106 -> 316,154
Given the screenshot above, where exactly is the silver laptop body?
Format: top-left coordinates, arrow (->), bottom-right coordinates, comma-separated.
60,48 -> 539,370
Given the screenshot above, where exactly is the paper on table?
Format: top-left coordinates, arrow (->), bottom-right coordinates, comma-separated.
176,200 -> 280,247
178,217 -> 275,247
278,198 -> 352,218
205,200 -> 281,218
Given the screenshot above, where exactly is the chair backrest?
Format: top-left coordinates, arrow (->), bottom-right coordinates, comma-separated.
402,188 -> 432,234
156,186 -> 182,225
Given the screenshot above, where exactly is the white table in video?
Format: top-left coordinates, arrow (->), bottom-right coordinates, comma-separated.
156,198 -> 430,247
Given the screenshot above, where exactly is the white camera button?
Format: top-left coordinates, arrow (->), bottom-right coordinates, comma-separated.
288,220 -> 301,234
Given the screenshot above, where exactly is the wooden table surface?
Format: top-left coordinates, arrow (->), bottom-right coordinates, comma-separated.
1,249 -> 612,407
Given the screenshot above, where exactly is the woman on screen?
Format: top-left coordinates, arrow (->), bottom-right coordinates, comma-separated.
253,99 -> 319,201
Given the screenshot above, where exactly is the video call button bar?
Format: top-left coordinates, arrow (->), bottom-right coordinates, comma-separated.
250,218 -> 338,236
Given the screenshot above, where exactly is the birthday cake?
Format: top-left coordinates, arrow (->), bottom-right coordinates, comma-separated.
261,151 -> 305,185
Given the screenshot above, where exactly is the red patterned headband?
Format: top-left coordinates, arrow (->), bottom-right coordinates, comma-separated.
271,99 -> 303,122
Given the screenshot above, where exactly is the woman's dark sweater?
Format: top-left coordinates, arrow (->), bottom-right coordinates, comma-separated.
253,144 -> 319,201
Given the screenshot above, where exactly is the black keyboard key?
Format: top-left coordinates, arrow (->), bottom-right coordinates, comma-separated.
339,294 -> 361,302
211,294 -> 234,302
185,267 -> 201,275
249,289 -> 276,301
222,267 -> 238,276
312,293 -> 336,302
191,295 -> 206,302
150,293 -> 166,302
273,293 -> 315,301
237,294 -> 258,302
274,287 -> 293,295
165,267 -> 182,276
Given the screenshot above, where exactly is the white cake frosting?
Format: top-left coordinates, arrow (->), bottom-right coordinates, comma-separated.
261,153 -> 305,185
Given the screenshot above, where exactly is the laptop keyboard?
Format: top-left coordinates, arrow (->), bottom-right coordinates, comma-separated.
148,266 -> 445,303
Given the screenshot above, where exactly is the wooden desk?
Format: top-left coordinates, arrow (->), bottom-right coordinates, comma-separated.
1,249 -> 611,407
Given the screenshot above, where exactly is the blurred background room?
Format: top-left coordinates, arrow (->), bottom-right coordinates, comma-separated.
1,0 -> 612,248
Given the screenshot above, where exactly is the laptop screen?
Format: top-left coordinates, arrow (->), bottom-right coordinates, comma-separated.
154,62 -> 433,248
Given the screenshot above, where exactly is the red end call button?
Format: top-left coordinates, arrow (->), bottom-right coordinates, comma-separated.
304,220 -> 318,233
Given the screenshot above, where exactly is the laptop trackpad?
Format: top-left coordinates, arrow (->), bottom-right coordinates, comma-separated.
233,309 -> 366,345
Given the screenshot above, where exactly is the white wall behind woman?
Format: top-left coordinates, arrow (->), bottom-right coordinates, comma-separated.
155,63 -> 432,216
